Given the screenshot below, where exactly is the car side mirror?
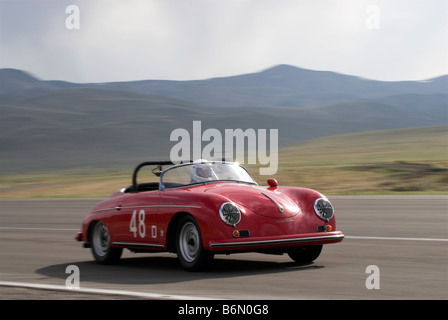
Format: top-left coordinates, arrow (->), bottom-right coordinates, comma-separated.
267,178 -> 278,187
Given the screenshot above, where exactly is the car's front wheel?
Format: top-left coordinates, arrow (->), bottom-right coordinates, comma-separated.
90,221 -> 122,264
287,245 -> 322,263
176,216 -> 214,271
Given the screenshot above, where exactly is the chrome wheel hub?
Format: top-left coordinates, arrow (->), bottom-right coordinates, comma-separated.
93,222 -> 110,257
179,222 -> 200,262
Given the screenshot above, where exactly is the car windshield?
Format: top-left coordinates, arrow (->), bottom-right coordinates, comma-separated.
160,162 -> 257,189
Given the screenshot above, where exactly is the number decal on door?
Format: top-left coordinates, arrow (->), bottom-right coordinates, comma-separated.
151,225 -> 157,239
130,209 -> 146,238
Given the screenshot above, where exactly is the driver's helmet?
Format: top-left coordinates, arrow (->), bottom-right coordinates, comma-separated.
190,159 -> 216,183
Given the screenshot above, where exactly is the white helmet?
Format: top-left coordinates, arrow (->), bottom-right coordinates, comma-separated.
190,159 -> 217,183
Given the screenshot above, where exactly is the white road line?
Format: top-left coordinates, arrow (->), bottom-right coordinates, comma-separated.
345,235 -> 448,242
0,281 -> 216,300
1,227 -> 447,242
0,227 -> 78,231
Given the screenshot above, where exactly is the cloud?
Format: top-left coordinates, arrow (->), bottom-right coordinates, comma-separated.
0,0 -> 446,82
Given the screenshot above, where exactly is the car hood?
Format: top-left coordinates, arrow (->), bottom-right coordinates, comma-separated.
201,182 -> 300,218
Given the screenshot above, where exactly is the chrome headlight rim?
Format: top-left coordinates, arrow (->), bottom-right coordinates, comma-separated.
219,202 -> 241,227
313,198 -> 334,222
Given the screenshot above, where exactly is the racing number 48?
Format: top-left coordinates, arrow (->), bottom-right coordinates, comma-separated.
130,209 -> 146,238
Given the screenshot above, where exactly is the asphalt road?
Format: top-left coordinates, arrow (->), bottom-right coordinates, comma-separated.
0,196 -> 447,300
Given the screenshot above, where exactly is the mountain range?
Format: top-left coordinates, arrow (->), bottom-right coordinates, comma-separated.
0,64 -> 446,172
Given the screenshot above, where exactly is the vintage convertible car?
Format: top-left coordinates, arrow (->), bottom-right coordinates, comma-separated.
76,160 -> 344,271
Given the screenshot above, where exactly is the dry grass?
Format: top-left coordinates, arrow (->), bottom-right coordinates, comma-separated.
1,126 -> 447,197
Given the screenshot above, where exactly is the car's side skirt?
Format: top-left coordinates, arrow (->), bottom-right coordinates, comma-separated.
112,242 -> 165,249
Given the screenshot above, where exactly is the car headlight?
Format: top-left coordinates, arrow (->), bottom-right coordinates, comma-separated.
313,198 -> 334,221
219,202 -> 241,227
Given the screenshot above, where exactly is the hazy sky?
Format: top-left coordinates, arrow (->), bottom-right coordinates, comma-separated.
0,0 -> 447,83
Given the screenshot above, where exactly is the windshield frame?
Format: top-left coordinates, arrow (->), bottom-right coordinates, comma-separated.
159,161 -> 258,190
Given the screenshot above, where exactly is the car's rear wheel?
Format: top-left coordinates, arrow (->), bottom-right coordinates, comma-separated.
176,216 -> 214,271
90,221 -> 122,264
287,245 -> 322,263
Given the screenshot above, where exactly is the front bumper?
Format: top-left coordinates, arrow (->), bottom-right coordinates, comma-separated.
208,231 -> 344,251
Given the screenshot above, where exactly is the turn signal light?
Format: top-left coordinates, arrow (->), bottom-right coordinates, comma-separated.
317,225 -> 333,232
232,230 -> 250,238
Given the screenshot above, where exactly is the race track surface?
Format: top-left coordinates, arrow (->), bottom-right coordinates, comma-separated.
0,196 -> 447,300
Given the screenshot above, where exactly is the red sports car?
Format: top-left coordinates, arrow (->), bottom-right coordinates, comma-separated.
76,160 -> 344,271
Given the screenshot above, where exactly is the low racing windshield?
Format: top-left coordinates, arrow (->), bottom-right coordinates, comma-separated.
160,162 -> 257,189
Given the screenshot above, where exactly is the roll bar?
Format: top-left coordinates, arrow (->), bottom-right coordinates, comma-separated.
132,161 -> 175,192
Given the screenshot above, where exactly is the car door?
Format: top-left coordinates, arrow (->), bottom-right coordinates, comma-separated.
112,190 -> 161,245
